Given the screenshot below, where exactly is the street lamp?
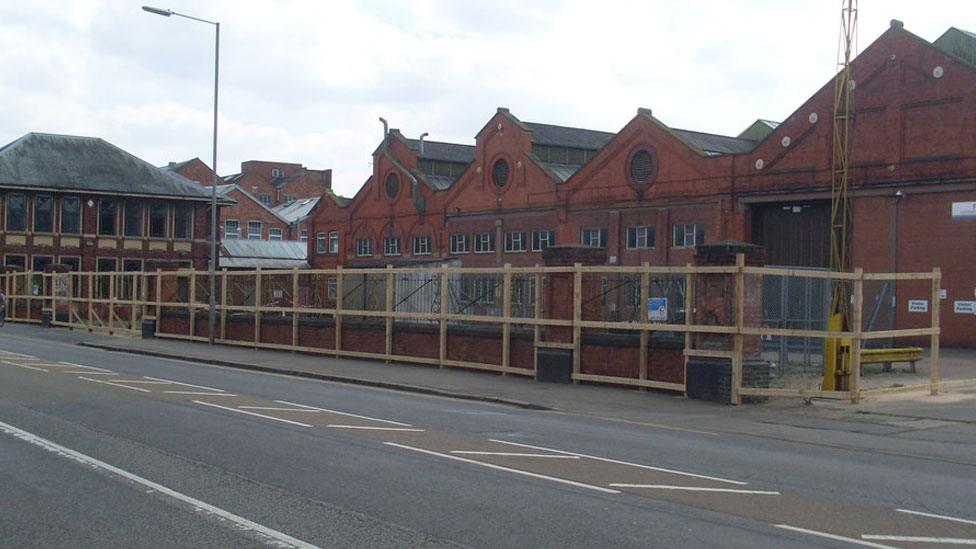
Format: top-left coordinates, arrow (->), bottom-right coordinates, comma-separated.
143,5 -> 220,345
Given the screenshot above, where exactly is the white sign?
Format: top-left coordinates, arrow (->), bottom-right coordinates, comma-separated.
954,301 -> 976,314
952,201 -> 976,219
940,289 -> 947,300
647,297 -> 668,321
907,299 -> 929,313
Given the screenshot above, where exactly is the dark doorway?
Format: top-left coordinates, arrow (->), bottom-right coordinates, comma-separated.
752,202 -> 830,268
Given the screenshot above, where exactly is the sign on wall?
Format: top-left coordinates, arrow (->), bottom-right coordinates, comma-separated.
647,297 -> 668,321
954,301 -> 976,314
952,201 -> 976,219
907,299 -> 929,313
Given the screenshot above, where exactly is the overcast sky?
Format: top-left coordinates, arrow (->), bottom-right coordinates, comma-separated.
1,1 -> 972,197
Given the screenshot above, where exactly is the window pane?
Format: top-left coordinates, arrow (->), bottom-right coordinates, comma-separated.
124,200 -> 143,237
34,194 -> 53,232
5,193 -> 26,231
149,203 -> 167,237
61,196 -> 81,234
224,220 -> 239,239
316,233 -> 326,254
98,199 -> 117,236
174,204 -> 192,239
247,221 -> 262,240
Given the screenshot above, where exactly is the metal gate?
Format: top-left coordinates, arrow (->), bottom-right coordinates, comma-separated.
761,267 -> 830,373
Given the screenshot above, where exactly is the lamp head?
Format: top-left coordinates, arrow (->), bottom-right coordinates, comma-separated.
142,6 -> 172,16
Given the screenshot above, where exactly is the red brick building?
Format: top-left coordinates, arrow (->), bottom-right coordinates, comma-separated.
0,133 -> 216,274
307,22 -> 976,347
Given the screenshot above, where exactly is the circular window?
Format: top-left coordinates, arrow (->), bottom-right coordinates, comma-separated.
385,172 -> 400,199
628,148 -> 656,189
491,158 -> 510,188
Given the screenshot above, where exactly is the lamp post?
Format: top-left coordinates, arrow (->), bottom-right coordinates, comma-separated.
143,5 -> 220,345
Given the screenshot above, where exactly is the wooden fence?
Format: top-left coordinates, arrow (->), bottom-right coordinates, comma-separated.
0,259 -> 943,403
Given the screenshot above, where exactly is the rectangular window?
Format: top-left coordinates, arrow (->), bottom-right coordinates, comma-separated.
473,276 -> 496,305
149,203 -> 167,237
32,255 -> 53,272
59,256 -> 81,271
627,226 -> 655,249
120,259 -> 143,299
383,236 -> 401,256
672,223 -> 705,248
299,229 -> 308,242
260,194 -> 272,206
4,255 -> 26,270
5,193 -> 26,231
224,220 -> 240,240
531,230 -> 554,252
33,194 -> 53,233
580,228 -> 606,248
504,231 -> 526,253
98,199 -> 118,236
413,235 -> 431,256
60,196 -> 81,234
316,232 -> 326,254
449,233 -> 469,254
328,231 -> 339,254
268,228 -> 283,241
173,203 -> 193,239
474,232 -> 494,254
285,195 -> 296,203
247,221 -> 262,240
327,276 -> 337,300
96,258 -> 117,298
356,238 -> 373,257
124,200 -> 143,237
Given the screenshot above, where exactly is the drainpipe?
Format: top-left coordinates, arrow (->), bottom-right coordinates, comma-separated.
419,132 -> 429,156
377,117 -> 423,213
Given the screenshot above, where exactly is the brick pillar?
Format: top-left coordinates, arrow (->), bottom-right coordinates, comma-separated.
541,245 -> 606,342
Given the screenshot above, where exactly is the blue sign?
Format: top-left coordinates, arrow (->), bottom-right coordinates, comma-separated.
647,297 -> 668,321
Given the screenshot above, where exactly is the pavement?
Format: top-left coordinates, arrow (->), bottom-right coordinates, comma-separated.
3,322 -> 976,453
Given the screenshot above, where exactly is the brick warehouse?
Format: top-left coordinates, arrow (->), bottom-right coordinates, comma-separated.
0,133 -> 218,274
307,22 -> 976,348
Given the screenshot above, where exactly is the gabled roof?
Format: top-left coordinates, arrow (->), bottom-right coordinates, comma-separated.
736,119 -> 781,142
404,139 -> 475,164
524,121 -> 616,150
324,189 -> 352,208
934,26 -> 976,67
219,184 -> 288,222
0,133 -> 213,200
160,158 -> 195,172
272,196 -> 320,223
672,128 -> 759,155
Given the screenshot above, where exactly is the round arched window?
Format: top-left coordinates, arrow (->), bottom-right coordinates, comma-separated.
385,172 -> 400,199
628,148 -> 656,190
491,158 -> 510,188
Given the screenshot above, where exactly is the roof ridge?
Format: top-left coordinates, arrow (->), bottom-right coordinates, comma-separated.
672,127 -> 754,141
524,120 -> 616,136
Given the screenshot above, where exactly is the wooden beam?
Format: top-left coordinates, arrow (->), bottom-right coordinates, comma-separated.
572,263 -> 582,382
639,262 -> 649,385
930,267 -> 941,396
502,264 -> 512,375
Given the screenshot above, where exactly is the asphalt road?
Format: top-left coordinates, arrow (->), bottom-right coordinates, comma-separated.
2,331 -> 975,548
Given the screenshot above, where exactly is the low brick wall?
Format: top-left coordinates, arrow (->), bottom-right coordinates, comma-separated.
159,311 -> 686,386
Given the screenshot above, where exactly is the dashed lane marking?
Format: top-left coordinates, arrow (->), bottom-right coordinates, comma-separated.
862,535 -> 976,545
142,376 -> 226,393
449,451 -> 580,459
609,484 -> 780,495
384,442 -> 621,495
775,525 -> 898,549
0,419 -> 321,549
65,371 -> 117,375
274,399 -> 412,427
59,362 -> 113,373
327,425 -> 425,432
163,391 -> 236,396
1,360 -> 49,372
109,380 -> 174,385
489,439 -> 749,486
193,400 -> 312,428
79,377 -> 151,392
897,509 -> 976,526
238,406 -> 321,412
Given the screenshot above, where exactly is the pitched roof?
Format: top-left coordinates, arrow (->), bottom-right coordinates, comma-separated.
220,239 -> 308,269
672,128 -> 759,155
404,138 -> 475,163
934,26 -> 976,67
0,133 -> 213,200
524,122 -> 616,150
272,196 -> 320,222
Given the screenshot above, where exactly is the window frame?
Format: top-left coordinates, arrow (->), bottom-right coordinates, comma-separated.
299,229 -> 308,242
4,192 -> 27,232
383,236 -> 401,257
672,223 -> 705,248
328,231 -> 339,254
148,202 -> 168,238
123,199 -> 143,237
224,219 -> 240,240
449,233 -> 469,254
316,232 -> 326,254
97,198 -> 118,237
173,203 -> 193,239
247,220 -> 263,240
60,195 -> 81,234
473,232 -> 495,254
531,229 -> 554,252
626,225 -> 656,249
355,238 -> 373,257
33,193 -> 54,233
268,228 -> 283,241
504,231 -> 526,253
580,228 -> 606,248
412,235 -> 432,256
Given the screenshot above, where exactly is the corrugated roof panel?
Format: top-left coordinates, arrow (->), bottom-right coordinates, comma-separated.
221,239 -> 307,260
524,122 -> 615,150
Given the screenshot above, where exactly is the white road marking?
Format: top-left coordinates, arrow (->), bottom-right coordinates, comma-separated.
143,376 -> 225,392
0,419 -> 320,549
863,535 -> 976,545
65,371 -> 118,375
193,400 -> 312,428
79,376 -> 151,392
274,400 -> 411,427
59,362 -> 113,373
774,525 -> 898,549
897,509 -> 976,526
163,391 -> 237,396
385,442 -> 621,494
108,380 -> 174,385
327,425 -> 425,432
610,484 -> 780,495
238,406 -> 320,412
449,451 -> 580,459
490,439 -> 748,486
0,351 -> 35,358
1,360 -> 49,372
